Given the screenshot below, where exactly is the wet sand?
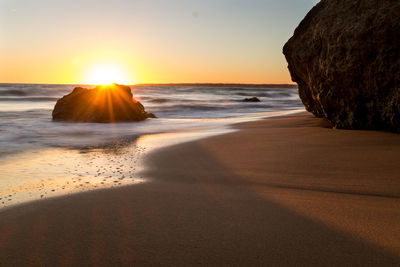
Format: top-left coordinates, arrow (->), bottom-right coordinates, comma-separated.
0,144 -> 147,209
0,113 -> 399,266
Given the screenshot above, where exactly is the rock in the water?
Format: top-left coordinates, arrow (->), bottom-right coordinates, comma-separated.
52,84 -> 156,122
283,0 -> 400,131
243,97 -> 261,102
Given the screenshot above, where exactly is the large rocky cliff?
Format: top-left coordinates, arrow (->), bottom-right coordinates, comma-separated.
283,0 -> 400,131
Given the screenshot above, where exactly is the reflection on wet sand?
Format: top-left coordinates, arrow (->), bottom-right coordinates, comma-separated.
0,144 -> 146,209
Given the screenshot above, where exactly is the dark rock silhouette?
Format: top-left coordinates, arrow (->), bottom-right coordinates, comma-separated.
243,97 -> 261,102
52,84 -> 156,122
283,0 -> 400,132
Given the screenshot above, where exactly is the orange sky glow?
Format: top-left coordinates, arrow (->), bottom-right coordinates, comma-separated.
0,0 -> 318,85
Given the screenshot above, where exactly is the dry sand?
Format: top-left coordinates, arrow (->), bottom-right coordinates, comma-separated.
0,113 -> 399,266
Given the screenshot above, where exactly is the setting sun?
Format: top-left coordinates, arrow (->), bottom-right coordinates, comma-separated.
86,64 -> 131,85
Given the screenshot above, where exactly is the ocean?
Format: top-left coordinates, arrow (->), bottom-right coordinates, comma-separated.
0,83 -> 303,157
0,83 -> 303,208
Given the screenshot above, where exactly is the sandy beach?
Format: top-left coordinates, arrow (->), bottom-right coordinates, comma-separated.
0,112 -> 399,266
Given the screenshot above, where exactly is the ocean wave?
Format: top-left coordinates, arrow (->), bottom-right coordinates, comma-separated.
0,84 -> 77,98
0,83 -> 303,158
236,92 -> 294,98
151,104 -> 226,112
0,89 -> 28,96
0,97 -> 59,102
148,98 -> 170,103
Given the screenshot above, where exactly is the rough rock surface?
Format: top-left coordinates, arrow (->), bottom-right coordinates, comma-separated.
243,97 -> 261,102
283,0 -> 400,131
52,84 -> 156,122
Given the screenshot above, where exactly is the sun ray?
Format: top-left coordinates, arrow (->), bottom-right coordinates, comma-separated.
106,89 -> 115,122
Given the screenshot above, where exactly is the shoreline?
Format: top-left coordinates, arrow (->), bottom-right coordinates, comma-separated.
0,109 -> 303,210
0,112 -> 399,265
0,82 -> 297,88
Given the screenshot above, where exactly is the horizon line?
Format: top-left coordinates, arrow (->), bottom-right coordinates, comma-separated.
0,82 -> 297,88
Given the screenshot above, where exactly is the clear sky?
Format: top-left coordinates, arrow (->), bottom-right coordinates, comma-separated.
0,0 -> 318,84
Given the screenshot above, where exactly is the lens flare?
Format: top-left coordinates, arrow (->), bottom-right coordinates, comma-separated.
86,64 -> 130,85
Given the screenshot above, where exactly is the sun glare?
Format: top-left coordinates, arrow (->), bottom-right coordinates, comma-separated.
86,65 -> 130,85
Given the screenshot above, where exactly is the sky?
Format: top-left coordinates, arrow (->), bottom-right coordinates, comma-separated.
0,0 -> 318,84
